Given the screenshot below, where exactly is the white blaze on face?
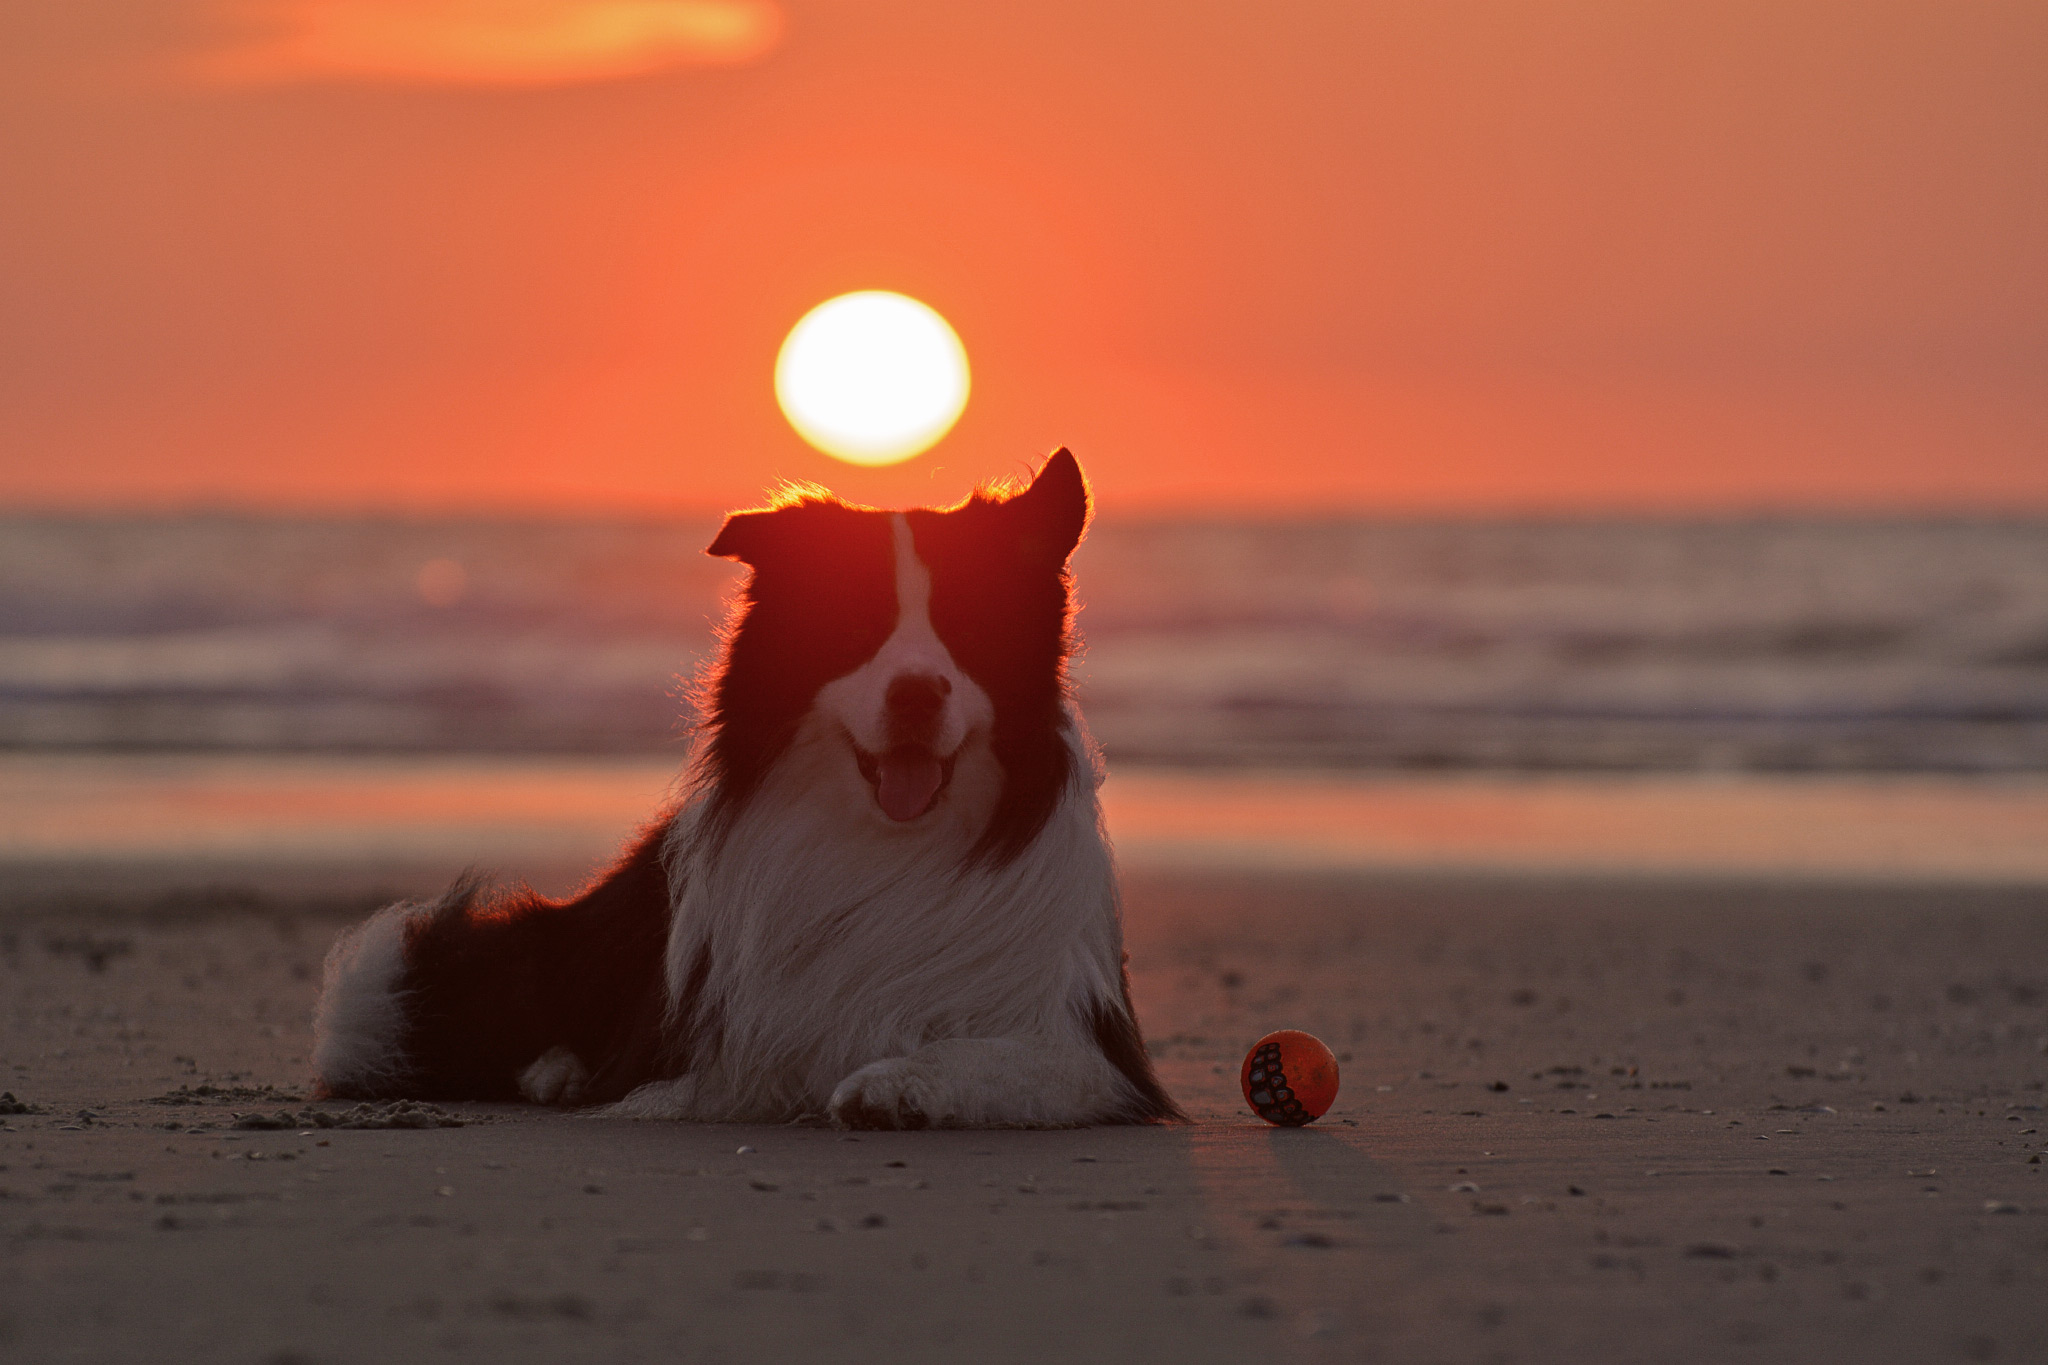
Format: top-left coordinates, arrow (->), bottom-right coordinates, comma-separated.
815,515 -> 994,820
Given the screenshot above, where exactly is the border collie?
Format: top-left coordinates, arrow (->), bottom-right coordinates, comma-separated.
311,449 -> 1182,1128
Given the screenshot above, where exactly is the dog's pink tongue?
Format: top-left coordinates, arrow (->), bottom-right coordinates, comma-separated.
876,748 -> 944,822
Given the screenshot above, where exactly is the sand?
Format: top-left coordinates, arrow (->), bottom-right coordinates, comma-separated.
1,863 -> 2044,1364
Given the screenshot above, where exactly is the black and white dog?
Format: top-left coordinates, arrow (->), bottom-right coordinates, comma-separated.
311,449 -> 1181,1128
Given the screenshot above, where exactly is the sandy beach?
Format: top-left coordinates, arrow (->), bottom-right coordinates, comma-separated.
2,766 -> 2045,1363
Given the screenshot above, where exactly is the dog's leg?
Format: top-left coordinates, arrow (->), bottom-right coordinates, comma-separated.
827,1036 -> 1142,1129
516,1046 -> 590,1105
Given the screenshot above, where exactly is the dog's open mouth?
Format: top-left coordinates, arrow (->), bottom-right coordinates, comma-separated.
853,744 -> 956,822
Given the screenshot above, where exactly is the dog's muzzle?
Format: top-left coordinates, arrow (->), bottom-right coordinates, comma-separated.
857,673 -> 957,821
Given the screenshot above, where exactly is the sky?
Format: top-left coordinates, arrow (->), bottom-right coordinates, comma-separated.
2,1 -> 2043,515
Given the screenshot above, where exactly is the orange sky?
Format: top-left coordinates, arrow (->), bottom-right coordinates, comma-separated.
2,1 -> 2043,514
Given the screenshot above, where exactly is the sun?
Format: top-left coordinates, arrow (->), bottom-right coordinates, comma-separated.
775,291 -> 970,466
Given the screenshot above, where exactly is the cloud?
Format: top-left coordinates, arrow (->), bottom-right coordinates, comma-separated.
195,0 -> 783,87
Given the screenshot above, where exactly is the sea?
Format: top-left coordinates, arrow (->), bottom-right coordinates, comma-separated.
4,516 -> 2047,773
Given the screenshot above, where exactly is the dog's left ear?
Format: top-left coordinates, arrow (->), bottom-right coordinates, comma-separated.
1006,447 -> 1090,563
705,510 -> 774,564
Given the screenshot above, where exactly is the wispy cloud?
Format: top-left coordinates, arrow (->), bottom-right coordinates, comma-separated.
195,0 -> 783,87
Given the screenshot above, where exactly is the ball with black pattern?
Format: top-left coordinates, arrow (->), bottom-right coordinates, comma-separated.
1239,1029 -> 1340,1126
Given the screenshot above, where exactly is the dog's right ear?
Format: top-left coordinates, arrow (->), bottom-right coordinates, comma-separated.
706,511 -> 774,564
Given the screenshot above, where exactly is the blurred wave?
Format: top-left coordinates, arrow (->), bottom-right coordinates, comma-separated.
3,515 -> 2046,771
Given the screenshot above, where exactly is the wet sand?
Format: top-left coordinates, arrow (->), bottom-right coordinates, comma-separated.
2,863 -> 2044,1363
10,753 -> 2048,886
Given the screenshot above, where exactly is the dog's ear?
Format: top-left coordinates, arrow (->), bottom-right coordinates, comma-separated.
706,510 -> 775,564
1005,447 -> 1090,563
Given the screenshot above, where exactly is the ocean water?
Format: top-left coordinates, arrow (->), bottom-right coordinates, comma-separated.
3,516 -> 2046,772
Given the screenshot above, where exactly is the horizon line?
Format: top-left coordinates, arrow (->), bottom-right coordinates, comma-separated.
7,497 -> 2048,527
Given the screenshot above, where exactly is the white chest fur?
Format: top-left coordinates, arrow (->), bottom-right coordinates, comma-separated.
613,718 -> 1131,1125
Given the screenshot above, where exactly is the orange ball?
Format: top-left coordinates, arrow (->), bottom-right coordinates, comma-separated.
1241,1029 -> 1339,1126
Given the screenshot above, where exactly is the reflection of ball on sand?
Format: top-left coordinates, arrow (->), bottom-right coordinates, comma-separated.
1240,1029 -> 1339,1126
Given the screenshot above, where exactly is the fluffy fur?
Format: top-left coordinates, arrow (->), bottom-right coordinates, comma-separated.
312,449 -> 1181,1128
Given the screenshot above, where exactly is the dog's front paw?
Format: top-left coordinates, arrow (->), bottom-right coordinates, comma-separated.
517,1046 -> 588,1106
828,1058 -> 941,1130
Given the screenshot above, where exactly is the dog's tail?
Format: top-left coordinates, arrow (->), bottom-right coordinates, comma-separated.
312,822 -> 678,1106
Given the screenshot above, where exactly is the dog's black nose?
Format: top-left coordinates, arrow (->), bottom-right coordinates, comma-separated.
885,673 -> 951,743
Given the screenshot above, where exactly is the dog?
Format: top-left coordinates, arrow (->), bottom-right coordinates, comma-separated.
310,448 -> 1182,1128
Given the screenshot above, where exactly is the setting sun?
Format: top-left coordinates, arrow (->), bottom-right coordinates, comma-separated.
774,291 -> 970,467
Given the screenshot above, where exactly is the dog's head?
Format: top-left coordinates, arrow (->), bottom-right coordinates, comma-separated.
700,449 -> 1090,862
